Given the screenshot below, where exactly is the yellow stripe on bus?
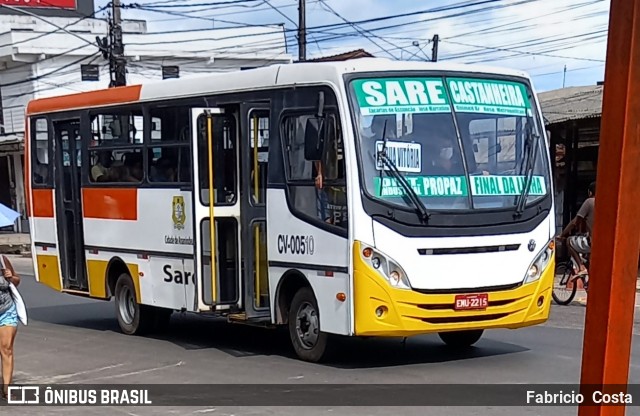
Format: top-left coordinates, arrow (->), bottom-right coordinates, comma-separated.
36,254 -> 61,291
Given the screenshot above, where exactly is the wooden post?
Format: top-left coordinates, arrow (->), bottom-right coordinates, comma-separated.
578,0 -> 640,415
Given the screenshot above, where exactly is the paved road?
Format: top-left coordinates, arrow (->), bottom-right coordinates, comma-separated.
4,257 -> 640,415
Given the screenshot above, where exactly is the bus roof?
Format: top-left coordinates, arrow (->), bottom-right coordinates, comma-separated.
26,58 -> 533,115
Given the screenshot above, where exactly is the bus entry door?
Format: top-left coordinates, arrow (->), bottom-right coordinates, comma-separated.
240,103 -> 270,319
52,118 -> 88,291
191,108 -> 240,311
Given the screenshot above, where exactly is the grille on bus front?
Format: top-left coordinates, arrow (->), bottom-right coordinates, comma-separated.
412,282 -> 523,295
417,244 -> 520,256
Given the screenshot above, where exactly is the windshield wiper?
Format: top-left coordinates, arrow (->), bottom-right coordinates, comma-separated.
514,122 -> 540,217
376,120 -> 430,223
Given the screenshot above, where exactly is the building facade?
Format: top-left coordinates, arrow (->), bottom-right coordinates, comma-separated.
0,11 -> 291,232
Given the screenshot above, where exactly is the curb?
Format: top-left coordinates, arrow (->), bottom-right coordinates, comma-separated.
0,246 -> 29,255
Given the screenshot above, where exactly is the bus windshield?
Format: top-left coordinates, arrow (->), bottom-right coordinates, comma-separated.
349,75 -> 550,212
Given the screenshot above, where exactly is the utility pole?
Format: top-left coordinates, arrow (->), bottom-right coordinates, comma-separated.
562,64 -> 567,88
431,34 -> 439,62
578,0 -> 640,415
298,0 -> 306,61
111,0 -> 126,86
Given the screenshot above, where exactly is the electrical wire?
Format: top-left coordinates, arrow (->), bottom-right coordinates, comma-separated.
0,4 -> 109,50
0,4 -> 101,48
316,0 -> 403,59
1,53 -> 101,88
137,0 -> 264,8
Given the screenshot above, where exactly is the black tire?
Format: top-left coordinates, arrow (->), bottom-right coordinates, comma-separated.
552,262 -> 577,305
114,273 -> 154,335
438,329 -> 484,348
288,287 -> 329,363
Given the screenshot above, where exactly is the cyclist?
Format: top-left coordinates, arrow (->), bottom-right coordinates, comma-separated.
559,181 -> 596,277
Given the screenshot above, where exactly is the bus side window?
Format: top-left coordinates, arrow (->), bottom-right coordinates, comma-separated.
249,110 -> 269,205
197,113 -> 237,205
147,105 -> 191,185
91,111 -> 143,146
282,113 -> 348,229
31,117 -> 50,185
148,146 -> 191,183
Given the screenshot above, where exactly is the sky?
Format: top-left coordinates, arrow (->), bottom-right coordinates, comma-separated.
94,0 -> 610,92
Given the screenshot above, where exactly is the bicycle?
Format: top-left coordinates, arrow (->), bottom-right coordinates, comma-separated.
552,247 -> 590,305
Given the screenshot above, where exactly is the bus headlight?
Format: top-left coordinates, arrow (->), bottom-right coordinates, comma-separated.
361,245 -> 411,289
524,240 -> 554,284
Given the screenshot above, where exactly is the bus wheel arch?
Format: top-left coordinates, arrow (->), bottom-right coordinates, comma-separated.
275,270 -> 311,325
105,257 -> 130,299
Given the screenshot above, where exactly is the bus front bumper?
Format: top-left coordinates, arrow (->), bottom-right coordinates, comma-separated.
353,254 -> 554,337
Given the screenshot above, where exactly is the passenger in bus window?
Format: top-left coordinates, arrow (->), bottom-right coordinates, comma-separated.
315,116 -> 347,228
426,136 -> 463,176
122,153 -> 143,182
153,157 -> 177,182
91,151 -> 113,182
148,148 -> 159,179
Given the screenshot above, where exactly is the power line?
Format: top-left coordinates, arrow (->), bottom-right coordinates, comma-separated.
122,0 -> 512,48
442,38 -> 606,63
0,4 -> 100,48
0,53 -> 101,88
148,0 -> 322,22
0,4 -> 109,50
129,4 -> 284,28
138,0 -> 263,7
316,0 -> 402,59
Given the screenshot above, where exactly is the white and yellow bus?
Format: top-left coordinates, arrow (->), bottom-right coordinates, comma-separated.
25,58 -> 555,362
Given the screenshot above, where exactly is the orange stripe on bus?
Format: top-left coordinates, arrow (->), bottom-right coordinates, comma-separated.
26,85 -> 142,115
82,188 -> 138,220
32,189 -> 54,218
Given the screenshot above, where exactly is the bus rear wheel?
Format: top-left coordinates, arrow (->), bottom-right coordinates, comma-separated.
288,287 -> 328,362
114,273 -> 154,335
438,329 -> 484,348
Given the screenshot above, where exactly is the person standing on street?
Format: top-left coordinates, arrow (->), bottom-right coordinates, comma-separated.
0,255 -> 20,400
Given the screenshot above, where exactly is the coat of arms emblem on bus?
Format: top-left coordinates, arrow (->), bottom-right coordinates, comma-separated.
172,196 -> 186,230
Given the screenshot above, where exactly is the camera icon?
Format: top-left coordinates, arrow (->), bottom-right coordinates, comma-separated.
7,386 -> 40,404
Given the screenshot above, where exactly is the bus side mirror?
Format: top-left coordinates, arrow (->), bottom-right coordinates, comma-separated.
304,116 -> 326,161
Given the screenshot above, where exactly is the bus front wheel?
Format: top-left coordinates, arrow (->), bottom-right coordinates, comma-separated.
288,287 -> 328,362
114,273 -> 153,335
438,329 -> 484,348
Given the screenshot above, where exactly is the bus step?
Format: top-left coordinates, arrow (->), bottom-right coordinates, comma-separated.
227,313 -> 273,328
228,313 -> 247,321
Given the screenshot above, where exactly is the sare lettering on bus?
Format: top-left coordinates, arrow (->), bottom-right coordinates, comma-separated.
163,264 -> 196,285
277,234 -> 315,255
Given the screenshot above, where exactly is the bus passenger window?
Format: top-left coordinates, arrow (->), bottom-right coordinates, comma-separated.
148,146 -> 191,183
91,111 -> 143,146
31,118 -> 50,185
197,113 -> 237,205
89,149 -> 143,183
249,111 -> 269,205
146,105 -> 191,186
282,113 -> 348,229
